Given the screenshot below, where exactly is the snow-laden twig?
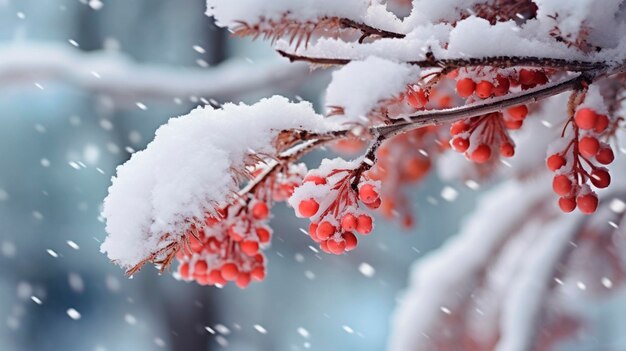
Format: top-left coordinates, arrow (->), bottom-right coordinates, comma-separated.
0,43 -> 309,105
496,215 -> 583,351
101,96 -> 335,268
388,178 -> 553,351
277,50 -> 610,72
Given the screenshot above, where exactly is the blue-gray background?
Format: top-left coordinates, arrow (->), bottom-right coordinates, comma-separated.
0,1 -> 477,350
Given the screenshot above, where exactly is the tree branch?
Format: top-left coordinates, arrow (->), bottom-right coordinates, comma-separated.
277,49 -> 608,72
265,62 -> 623,193
337,18 -> 406,40
0,44 -> 310,107
378,72 -> 592,137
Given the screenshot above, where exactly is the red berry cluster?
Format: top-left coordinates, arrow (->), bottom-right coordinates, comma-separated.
548,107 -> 614,214
291,159 -> 378,255
455,69 -> 548,100
175,200 -> 271,288
449,112 -> 518,163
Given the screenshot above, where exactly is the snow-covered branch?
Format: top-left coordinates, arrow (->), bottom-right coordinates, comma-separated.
277,50 -> 611,72
0,44 -> 309,105
101,96 -> 336,269
97,0 -> 626,302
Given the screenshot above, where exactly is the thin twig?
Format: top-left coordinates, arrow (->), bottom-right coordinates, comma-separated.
277,50 -> 609,72
338,18 -> 406,39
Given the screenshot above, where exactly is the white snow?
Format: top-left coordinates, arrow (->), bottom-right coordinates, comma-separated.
206,0 -> 370,28
495,216 -> 582,351
102,96 -> 334,269
388,177 -> 553,351
326,56 -> 419,124
358,262 -> 376,277
66,308 -> 81,320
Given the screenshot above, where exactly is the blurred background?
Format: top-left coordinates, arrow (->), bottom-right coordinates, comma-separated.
0,1 -> 480,350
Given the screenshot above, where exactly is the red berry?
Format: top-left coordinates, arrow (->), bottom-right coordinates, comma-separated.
327,239 -> 346,255
590,169 -> 611,188
456,78 -> 476,98
343,232 -> 357,251
579,136 -> 600,158
254,253 -> 264,264
518,69 -> 535,86
308,223 -> 321,242
206,237 -> 220,253
235,273 -> 251,289
546,154 -> 566,172
407,89 -> 428,109
194,260 -> 208,275
189,235 -> 204,253
316,221 -> 335,240
341,214 -> 357,232
240,240 -> 259,256
304,175 -> 326,185
319,240 -> 331,254
450,121 -> 468,135
577,193 -> 598,214
595,114 -> 609,133
493,75 -> 510,96
470,144 -> 492,163
196,274 -> 210,286
252,202 -> 269,220
552,175 -> 572,196
179,262 -> 190,279
359,184 -> 379,204
451,137 -> 469,152
250,267 -> 266,281
558,197 -> 576,213
505,119 -> 523,130
356,215 -> 373,235
298,199 -> 319,218
365,198 -> 382,209
256,227 -> 271,244
500,142 -> 515,157
507,105 -> 528,121
221,263 -> 239,281
574,108 -> 598,130
533,71 -> 548,85
596,147 -> 615,165
475,81 -> 494,99
208,269 -> 226,286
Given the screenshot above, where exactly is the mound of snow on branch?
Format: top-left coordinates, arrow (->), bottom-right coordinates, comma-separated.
326,56 -> 420,123
102,96 -> 332,268
206,0 -> 370,27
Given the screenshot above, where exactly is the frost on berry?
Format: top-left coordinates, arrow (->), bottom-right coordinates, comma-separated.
289,158 -> 380,254
546,87 -> 616,215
